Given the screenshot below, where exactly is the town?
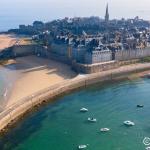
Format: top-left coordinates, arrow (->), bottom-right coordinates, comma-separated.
7,4 -> 150,64
1,1 -> 150,150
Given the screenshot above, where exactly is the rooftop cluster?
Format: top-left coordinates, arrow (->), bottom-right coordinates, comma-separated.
8,4 -> 150,64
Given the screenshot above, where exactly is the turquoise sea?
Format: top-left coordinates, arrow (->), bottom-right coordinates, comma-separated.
0,77 -> 150,150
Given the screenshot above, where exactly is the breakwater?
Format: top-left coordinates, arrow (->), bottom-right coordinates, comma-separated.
0,63 -> 150,133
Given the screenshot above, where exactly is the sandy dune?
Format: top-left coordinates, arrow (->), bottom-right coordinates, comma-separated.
4,55 -> 76,107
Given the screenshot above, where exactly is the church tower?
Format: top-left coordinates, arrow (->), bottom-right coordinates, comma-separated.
105,3 -> 109,23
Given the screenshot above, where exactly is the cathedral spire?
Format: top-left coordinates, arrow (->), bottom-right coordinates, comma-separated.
105,3 -> 109,23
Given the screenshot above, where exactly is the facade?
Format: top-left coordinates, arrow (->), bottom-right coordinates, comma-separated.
85,50 -> 112,64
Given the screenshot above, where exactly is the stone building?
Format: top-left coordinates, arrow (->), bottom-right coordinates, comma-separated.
85,50 -> 112,64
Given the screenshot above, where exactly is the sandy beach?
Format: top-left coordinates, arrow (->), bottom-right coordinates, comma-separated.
1,34 -> 150,133
0,34 -> 18,110
0,34 -> 76,108
4,56 -> 76,108
0,34 -> 17,50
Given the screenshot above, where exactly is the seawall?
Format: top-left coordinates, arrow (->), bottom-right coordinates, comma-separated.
0,63 -> 150,133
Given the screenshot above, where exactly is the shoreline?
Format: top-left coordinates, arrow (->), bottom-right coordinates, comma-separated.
0,63 -> 19,112
0,62 -> 150,133
0,33 -> 20,107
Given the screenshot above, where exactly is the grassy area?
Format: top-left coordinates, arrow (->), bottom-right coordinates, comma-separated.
140,57 -> 150,63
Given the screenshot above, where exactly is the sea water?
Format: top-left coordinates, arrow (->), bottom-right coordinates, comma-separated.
0,78 -> 150,150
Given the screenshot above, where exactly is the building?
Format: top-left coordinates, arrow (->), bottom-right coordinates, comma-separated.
105,3 -> 109,24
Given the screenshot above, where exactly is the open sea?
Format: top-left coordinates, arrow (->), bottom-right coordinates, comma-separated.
0,77 -> 150,150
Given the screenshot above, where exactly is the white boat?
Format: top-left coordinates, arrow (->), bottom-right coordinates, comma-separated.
78,145 -> 87,149
146,147 -> 150,150
124,120 -> 135,126
100,128 -> 110,132
80,108 -> 88,112
88,118 -> 97,122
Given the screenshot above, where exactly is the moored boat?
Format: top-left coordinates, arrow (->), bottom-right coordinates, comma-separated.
78,145 -> 87,149
88,118 -> 97,122
124,120 -> 135,126
80,108 -> 88,112
100,128 -> 110,132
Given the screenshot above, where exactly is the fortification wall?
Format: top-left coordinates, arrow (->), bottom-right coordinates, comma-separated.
72,61 -> 119,74
1,45 -> 150,74
50,43 -> 68,56
92,50 -> 112,63
115,48 -> 150,61
11,45 -> 36,57
0,45 -> 38,59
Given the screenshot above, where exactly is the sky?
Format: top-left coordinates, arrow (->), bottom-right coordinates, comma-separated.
0,0 -> 150,30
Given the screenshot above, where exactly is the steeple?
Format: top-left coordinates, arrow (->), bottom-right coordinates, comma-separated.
105,3 -> 109,23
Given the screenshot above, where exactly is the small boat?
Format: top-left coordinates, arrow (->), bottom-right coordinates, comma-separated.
80,108 -> 88,112
146,147 -> 150,150
78,145 -> 87,149
100,128 -> 110,132
137,105 -> 144,108
124,120 -> 135,126
88,118 -> 97,122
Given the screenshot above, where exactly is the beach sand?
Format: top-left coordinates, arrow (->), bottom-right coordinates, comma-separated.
0,34 -> 76,110
0,34 -> 17,50
4,55 -> 77,108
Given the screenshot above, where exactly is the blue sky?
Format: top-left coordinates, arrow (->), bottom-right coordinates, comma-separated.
0,0 -> 150,31
1,0 -> 150,20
